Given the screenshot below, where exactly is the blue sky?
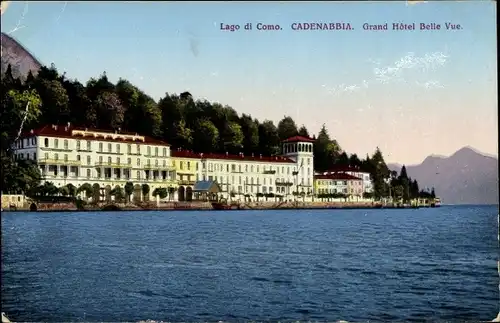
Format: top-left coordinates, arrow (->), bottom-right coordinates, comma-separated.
1,1 -> 497,164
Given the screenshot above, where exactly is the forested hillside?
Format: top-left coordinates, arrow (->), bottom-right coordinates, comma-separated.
1,63 -> 434,200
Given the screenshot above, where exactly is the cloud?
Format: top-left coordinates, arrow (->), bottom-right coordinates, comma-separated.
416,80 -> 445,89
323,83 -> 361,96
323,51 -> 448,96
373,51 -> 448,83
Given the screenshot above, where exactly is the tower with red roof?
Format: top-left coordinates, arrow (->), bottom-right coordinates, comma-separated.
281,136 -> 315,195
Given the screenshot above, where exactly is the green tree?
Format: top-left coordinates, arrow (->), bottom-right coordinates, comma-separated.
258,120 -> 280,156
222,122 -> 244,153
124,181 -> 134,203
111,185 -> 125,202
141,184 -> 150,201
194,119 -> 219,152
277,116 -> 298,141
370,147 -> 390,200
239,114 -> 259,154
77,183 -> 93,200
297,125 -> 310,137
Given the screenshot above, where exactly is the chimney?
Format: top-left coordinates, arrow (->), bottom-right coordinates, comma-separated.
251,153 -> 254,157
226,152 -> 229,156
260,154 -> 262,158
67,122 -> 71,128
30,129 -> 34,134
241,153 -> 244,157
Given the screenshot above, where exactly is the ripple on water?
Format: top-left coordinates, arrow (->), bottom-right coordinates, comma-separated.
1,206 -> 498,322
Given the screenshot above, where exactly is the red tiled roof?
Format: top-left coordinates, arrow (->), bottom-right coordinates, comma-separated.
171,149 -> 295,163
314,173 -> 362,180
282,135 -> 315,143
323,166 -> 366,173
20,124 -> 169,146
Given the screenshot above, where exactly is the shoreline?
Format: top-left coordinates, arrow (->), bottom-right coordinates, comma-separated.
2,201 -> 438,212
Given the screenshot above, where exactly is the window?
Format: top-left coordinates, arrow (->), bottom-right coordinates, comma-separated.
128,158 -> 131,165
163,160 -> 166,166
31,137 -> 35,145
87,156 -> 91,165
155,159 -> 158,166
87,141 -> 91,150
163,148 -> 166,156
77,155 -> 81,161
108,157 -> 112,164
99,156 -> 103,163
136,144 -> 140,154
137,171 -> 141,179
87,169 -> 91,178
147,146 -> 151,156
33,153 -> 37,160
99,143 -> 103,152
54,153 -> 59,160
108,143 -> 112,152
117,157 -> 120,164
116,144 -> 120,153
155,147 -> 158,156
187,162 -> 191,170
128,145 -> 132,154
44,138 -> 49,147
245,165 -> 248,172
54,139 -> 59,148
137,158 -> 140,166
180,161 -> 184,170
44,153 -> 48,159
64,140 -> 68,149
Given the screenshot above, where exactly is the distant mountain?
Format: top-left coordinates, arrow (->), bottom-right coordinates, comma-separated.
1,32 -> 42,80
388,147 -> 498,205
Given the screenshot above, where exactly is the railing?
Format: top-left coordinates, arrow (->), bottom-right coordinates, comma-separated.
94,161 -> 132,168
38,158 -> 81,166
179,180 -> 195,186
144,164 -> 176,171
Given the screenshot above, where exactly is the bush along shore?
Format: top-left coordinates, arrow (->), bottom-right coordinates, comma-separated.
3,197 -> 441,212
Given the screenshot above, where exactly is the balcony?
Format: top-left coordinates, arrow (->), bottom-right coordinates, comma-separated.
144,164 -> 176,171
275,180 -> 294,186
94,161 -> 131,168
178,180 -> 195,186
38,158 -> 81,166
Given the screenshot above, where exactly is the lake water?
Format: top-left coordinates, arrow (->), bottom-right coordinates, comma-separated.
1,206 -> 498,322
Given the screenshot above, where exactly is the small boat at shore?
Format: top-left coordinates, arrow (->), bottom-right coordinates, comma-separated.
211,202 -> 241,210
431,197 -> 441,207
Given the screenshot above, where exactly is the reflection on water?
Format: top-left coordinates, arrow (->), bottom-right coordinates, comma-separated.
1,206 -> 498,322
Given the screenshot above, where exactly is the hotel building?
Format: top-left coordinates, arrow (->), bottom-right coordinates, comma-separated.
12,125 -> 315,201
316,166 -> 372,193
314,173 -> 364,200
171,135 -> 315,201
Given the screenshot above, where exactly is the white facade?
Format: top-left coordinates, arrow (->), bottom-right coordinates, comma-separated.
13,125 -> 316,202
12,125 -> 176,199
316,169 -> 372,193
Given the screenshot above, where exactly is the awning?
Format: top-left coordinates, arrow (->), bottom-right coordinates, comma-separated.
193,180 -> 222,193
